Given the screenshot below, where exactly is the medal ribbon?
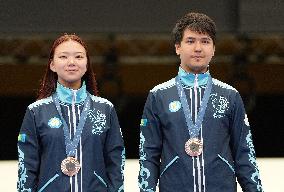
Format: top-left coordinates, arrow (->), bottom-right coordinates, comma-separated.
53,93 -> 91,157
175,75 -> 212,138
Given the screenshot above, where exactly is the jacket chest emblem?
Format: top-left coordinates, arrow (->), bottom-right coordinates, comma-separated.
169,101 -> 181,112
48,117 -> 62,128
211,93 -> 229,118
88,109 -> 107,135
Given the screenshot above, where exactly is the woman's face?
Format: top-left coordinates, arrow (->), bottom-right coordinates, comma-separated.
50,40 -> 87,89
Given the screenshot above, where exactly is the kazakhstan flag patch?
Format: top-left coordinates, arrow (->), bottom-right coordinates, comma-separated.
140,119 -> 148,127
18,134 -> 27,143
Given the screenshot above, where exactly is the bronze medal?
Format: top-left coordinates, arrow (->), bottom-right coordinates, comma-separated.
61,157 -> 81,176
185,138 -> 203,157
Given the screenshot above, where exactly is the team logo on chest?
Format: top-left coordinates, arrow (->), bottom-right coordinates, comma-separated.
88,109 -> 107,135
169,101 -> 181,112
211,93 -> 229,118
48,117 -> 62,128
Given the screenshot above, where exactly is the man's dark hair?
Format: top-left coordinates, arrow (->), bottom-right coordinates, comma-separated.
172,12 -> 216,45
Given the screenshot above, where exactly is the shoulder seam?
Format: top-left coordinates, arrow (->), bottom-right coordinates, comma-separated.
212,78 -> 237,92
90,95 -> 113,107
28,96 -> 53,110
150,78 -> 175,93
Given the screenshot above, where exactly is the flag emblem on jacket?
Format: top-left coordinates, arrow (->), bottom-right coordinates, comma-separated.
18,134 -> 26,142
140,119 -> 148,127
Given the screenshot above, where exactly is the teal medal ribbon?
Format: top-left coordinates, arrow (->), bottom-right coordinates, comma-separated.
175,75 -> 212,156
53,93 -> 91,176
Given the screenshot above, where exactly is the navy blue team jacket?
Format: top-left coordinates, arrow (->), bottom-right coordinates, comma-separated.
17,82 -> 125,192
138,68 -> 263,192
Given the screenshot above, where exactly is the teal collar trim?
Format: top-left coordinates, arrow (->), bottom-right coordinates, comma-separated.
178,67 -> 209,87
56,82 -> 87,104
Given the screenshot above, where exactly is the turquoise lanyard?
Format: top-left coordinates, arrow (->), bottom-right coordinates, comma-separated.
175,75 -> 212,138
53,93 -> 90,157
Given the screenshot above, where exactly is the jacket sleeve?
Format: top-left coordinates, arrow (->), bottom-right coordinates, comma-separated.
230,92 -> 264,192
104,106 -> 125,192
138,92 -> 162,192
17,108 -> 40,192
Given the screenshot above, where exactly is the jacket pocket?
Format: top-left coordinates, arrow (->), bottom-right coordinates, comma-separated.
94,171 -> 108,188
160,156 -> 179,177
217,154 -> 235,173
38,174 -> 59,192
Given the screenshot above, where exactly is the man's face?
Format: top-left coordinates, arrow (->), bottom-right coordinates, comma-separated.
175,29 -> 215,74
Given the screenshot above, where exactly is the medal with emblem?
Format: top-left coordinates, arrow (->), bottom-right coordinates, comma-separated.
176,76 -> 212,158
185,138 -> 203,156
61,157 -> 81,176
53,94 -> 91,177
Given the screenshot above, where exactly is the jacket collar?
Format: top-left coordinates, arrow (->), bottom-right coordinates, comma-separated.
56,81 -> 87,104
178,67 -> 210,87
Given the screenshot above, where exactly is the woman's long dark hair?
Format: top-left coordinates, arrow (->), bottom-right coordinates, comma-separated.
37,34 -> 98,100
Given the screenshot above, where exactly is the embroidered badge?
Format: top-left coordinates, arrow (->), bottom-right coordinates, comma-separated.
244,114 -> 250,126
140,119 -> 148,127
169,101 -> 181,112
48,117 -> 62,128
18,134 -> 26,143
88,109 -> 107,135
211,93 -> 229,118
